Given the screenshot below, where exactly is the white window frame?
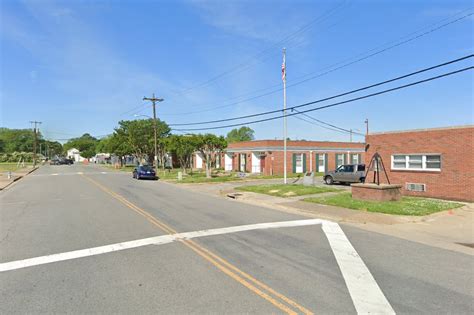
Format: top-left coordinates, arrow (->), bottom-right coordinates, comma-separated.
391,154 -> 441,172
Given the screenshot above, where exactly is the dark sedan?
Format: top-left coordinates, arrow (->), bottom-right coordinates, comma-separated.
132,165 -> 158,180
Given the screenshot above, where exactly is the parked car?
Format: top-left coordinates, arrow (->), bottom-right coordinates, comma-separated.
324,164 -> 366,185
132,165 -> 158,180
50,157 -> 74,165
50,158 -> 60,165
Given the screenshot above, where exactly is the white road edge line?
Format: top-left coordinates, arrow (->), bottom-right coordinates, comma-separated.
0,219 -> 324,273
322,221 -> 396,314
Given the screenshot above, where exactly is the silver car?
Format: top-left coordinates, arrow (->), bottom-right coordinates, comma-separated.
324,164 -> 366,185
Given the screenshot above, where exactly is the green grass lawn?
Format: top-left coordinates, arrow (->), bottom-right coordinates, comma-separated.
101,164 -> 322,183
304,192 -> 463,216
235,184 -> 339,197
0,162 -> 34,173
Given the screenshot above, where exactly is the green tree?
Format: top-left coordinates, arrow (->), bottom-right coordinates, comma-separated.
167,134 -> 199,174
0,128 -> 35,153
226,127 -> 255,143
195,134 -> 227,178
63,133 -> 99,159
39,140 -> 63,158
111,119 -> 170,165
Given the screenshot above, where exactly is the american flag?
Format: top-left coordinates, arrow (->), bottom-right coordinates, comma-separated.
281,60 -> 286,82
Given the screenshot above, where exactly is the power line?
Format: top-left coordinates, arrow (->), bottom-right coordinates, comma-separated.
292,108 -> 365,136
119,103 -> 150,117
172,1 -> 349,96
172,66 -> 473,131
169,54 -> 473,126
291,114 -> 364,137
161,9 -> 472,117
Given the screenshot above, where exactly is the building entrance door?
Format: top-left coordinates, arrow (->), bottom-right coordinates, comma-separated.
239,154 -> 246,172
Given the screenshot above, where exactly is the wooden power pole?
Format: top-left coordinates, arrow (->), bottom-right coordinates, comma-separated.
142,94 -> 164,173
30,121 -> 42,167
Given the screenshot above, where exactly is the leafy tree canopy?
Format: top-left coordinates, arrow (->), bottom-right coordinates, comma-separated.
226,127 -> 255,143
109,119 -> 170,162
63,133 -> 99,158
194,133 -> 227,178
0,128 -> 36,153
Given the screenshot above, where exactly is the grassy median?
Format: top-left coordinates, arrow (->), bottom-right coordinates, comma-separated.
304,192 -> 463,216
236,184 -> 338,197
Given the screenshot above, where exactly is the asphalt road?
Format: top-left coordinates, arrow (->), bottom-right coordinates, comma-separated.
1,164 -> 472,314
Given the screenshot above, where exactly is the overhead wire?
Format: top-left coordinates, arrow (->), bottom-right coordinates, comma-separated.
291,114 -> 364,137
172,66 -> 473,131
161,9 -> 473,117
291,108 -> 365,136
172,0 -> 350,96
169,54 -> 473,126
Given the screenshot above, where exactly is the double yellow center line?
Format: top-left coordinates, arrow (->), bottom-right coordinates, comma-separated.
81,174 -> 313,314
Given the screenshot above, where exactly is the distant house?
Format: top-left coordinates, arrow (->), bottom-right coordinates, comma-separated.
93,153 -> 111,164
365,125 -> 473,201
67,148 -> 85,162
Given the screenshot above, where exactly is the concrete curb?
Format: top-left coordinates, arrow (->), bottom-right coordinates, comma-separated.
0,167 -> 39,191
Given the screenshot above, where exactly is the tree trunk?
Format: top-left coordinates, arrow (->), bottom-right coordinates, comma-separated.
205,153 -> 211,178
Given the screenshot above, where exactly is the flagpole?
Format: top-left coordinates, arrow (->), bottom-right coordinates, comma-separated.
283,48 -> 287,185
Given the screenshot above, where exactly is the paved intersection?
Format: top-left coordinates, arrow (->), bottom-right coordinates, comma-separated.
1,164 -> 472,313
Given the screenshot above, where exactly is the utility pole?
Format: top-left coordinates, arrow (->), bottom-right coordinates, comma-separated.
282,48 -> 287,184
30,121 -> 42,167
365,118 -> 369,135
143,94 -> 164,173
350,129 -> 353,142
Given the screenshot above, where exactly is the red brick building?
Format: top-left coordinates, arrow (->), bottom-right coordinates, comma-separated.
365,125 -> 474,202
193,140 -> 365,175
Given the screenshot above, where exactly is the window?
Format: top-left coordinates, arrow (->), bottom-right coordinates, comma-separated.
426,155 -> 441,169
391,154 -> 441,171
393,155 -> 406,169
295,154 -> 303,169
357,165 -> 365,172
336,154 -> 344,168
318,154 -> 324,167
344,165 -> 354,172
351,154 -> 359,164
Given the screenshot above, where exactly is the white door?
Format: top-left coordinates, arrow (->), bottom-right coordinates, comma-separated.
295,154 -> 303,173
251,152 -> 260,173
215,154 -> 220,168
239,154 -> 246,172
195,153 -> 203,169
318,154 -> 325,172
225,153 -> 233,171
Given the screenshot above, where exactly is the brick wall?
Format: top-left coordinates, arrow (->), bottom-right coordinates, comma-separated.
225,140 -> 365,176
365,126 -> 474,202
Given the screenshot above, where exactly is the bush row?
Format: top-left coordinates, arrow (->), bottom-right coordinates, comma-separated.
0,152 -> 36,162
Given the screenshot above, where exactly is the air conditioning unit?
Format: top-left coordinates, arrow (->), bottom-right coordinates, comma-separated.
406,183 -> 426,192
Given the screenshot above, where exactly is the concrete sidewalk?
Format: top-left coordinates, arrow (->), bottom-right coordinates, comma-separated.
0,167 -> 38,190
170,180 -> 473,255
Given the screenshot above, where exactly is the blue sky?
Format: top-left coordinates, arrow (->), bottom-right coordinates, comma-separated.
1,0 -> 472,143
